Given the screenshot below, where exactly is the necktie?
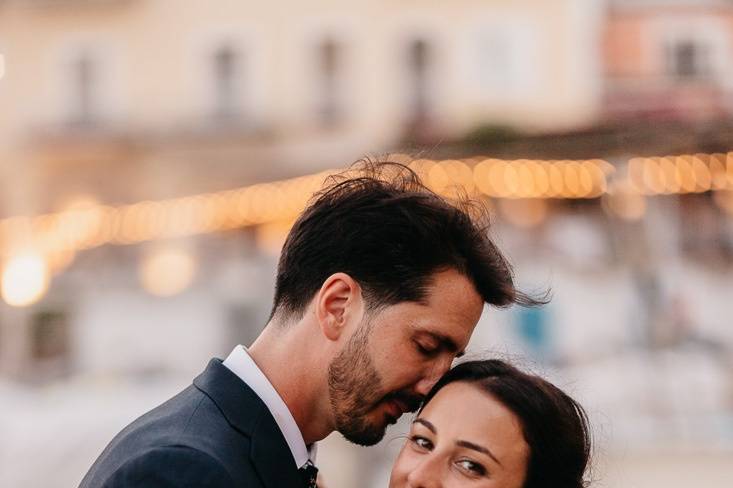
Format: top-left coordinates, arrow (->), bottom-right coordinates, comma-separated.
299,460 -> 318,488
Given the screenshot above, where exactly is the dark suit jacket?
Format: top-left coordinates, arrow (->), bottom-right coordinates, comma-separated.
79,359 -> 304,487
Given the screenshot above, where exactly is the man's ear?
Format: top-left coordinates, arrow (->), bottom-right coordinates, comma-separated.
315,273 -> 363,341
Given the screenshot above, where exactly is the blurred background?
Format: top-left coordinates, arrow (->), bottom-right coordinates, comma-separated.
1,0 -> 732,486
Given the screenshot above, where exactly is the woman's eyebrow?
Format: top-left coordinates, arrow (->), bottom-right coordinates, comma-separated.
413,418 -> 436,434
456,440 -> 502,467
413,418 -> 503,467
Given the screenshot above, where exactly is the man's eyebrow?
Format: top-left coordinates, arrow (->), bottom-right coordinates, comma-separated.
413,418 -> 436,434
456,440 -> 503,467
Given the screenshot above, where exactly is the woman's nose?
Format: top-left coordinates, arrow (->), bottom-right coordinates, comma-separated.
406,455 -> 443,488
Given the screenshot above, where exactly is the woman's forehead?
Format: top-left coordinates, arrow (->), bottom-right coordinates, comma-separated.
420,382 -> 529,461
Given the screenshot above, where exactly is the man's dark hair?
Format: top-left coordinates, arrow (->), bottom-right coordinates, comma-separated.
270,158 -> 544,320
420,359 -> 592,488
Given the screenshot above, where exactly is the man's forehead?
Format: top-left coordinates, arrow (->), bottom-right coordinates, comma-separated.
376,293 -> 480,346
419,273 -> 485,331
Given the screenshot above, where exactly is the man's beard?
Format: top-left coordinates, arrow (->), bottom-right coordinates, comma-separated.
327,320 -> 422,446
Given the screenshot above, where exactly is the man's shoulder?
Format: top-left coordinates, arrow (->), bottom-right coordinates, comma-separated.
119,383 -> 219,439
114,382 -> 254,454
81,359 -> 303,487
97,445 -> 238,488
81,384 -> 257,487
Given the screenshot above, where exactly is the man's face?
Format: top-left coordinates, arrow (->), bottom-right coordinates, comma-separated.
327,268 -> 484,446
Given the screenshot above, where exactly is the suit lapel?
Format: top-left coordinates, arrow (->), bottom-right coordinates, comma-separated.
193,359 -> 262,435
193,359 -> 303,488
249,411 -> 303,488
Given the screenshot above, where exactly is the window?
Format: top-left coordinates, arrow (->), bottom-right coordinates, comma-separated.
69,51 -> 96,126
315,38 -> 341,127
30,309 -> 70,363
406,38 -> 431,126
668,39 -> 710,80
476,23 -> 538,99
211,44 -> 241,122
58,41 -> 123,128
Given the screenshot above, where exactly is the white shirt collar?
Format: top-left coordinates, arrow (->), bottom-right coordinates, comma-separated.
222,345 -> 316,468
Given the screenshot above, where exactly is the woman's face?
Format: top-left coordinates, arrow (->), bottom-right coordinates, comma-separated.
389,381 -> 529,488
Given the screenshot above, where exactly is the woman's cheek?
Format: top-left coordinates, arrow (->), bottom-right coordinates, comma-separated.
390,445 -> 420,486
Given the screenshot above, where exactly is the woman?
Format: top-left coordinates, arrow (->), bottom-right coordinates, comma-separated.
389,360 -> 591,488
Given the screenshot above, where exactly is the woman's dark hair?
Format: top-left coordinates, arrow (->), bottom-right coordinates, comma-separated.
421,359 -> 591,488
270,158 -> 546,320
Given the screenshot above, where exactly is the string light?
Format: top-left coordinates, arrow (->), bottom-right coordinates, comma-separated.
1,252 -> 50,307
624,152 -> 733,195
470,158 -> 611,199
0,153 -> 730,272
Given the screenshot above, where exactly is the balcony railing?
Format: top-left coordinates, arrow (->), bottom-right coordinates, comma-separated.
604,78 -> 730,122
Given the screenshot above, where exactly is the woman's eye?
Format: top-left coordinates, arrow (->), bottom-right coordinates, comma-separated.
410,435 -> 433,451
456,459 -> 487,477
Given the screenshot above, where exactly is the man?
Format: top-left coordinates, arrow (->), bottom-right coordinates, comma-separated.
80,160 -> 539,487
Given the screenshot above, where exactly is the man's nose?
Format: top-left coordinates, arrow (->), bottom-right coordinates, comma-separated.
406,454 -> 442,488
414,374 -> 440,397
414,356 -> 453,396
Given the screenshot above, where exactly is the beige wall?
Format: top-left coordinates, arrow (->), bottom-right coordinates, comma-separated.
605,5 -> 733,82
0,0 -> 602,136
0,0 -> 603,215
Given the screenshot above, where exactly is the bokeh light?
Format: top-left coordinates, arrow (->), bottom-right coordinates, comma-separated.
1,253 -> 50,307
138,246 -> 198,297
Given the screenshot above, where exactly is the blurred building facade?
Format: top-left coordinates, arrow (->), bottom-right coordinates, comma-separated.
604,0 -> 733,121
0,0 -> 606,377
0,0 -> 603,213
0,1 -> 732,487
